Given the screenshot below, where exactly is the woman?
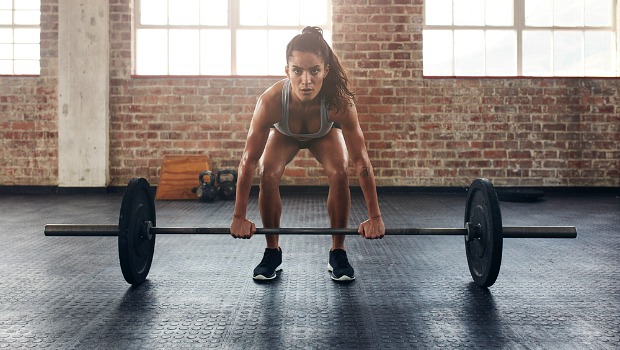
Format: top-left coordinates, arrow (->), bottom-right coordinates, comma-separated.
230,27 -> 385,281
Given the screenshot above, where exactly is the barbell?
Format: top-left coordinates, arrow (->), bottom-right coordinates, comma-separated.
44,178 -> 577,288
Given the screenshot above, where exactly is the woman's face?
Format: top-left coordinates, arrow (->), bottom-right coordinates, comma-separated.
286,50 -> 329,104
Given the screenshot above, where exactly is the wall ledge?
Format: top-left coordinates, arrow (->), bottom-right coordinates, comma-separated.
0,185 -> 617,196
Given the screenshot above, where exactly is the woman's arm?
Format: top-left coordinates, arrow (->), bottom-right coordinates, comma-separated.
336,103 -> 385,239
230,87 -> 280,238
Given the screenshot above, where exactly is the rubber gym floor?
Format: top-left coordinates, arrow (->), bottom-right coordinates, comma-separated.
0,186 -> 618,349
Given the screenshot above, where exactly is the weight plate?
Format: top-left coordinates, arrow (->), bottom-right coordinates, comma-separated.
118,178 -> 156,286
464,178 -> 503,288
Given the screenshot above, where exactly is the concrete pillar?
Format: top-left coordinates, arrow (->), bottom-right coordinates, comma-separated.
57,0 -> 109,187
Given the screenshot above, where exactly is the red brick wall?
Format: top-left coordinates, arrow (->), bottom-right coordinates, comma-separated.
1,0 -> 619,187
0,0 -> 58,186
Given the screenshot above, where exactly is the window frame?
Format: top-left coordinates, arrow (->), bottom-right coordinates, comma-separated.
132,0 -> 333,77
423,0 -> 619,77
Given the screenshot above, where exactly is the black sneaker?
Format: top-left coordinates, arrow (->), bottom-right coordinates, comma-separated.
253,247 -> 282,280
328,249 -> 355,281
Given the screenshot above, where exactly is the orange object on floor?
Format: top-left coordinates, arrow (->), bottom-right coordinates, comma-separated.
155,155 -> 211,200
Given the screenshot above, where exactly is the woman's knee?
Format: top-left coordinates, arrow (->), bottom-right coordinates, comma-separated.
259,165 -> 284,188
326,166 -> 349,186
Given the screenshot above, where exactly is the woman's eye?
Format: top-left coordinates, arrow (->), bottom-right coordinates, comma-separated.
311,69 -> 320,75
293,69 -> 302,75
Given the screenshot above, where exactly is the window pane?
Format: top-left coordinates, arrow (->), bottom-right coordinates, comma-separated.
525,0 -> 553,26
0,44 -> 12,59
554,0 -> 584,27
523,30 -> 552,75
454,30 -> 484,75
554,30 -> 584,76
0,60 -> 11,74
585,0 -> 612,26
14,59 -> 38,74
169,0 -> 199,25
0,28 -> 12,43
0,0 -> 11,10
454,0 -> 484,25
14,28 -> 39,43
14,10 -> 40,25
14,43 -> 38,59
237,30 -> 268,75
300,0 -> 328,25
14,0 -> 40,10
269,0 -> 298,25
169,29 -> 199,74
322,29 -> 332,48
240,0 -> 267,25
269,30 -> 297,75
136,29 -> 168,75
200,0 -> 228,25
425,0 -> 452,25
0,10 -> 11,24
486,0 -> 513,26
141,0 -> 167,25
422,30 -> 453,75
486,30 -> 516,75
585,31 -> 615,76
200,29 -> 231,75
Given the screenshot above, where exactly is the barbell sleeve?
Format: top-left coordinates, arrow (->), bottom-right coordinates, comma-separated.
44,224 -> 577,238
45,224 -> 118,236
502,226 -> 577,239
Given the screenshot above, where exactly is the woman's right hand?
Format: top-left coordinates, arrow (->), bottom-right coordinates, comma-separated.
230,216 -> 256,239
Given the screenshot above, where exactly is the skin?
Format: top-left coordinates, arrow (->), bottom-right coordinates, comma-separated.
230,50 -> 385,249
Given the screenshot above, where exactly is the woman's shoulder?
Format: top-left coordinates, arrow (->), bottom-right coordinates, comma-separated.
261,79 -> 287,100
253,79 -> 287,123
327,98 -> 357,123
257,79 -> 286,108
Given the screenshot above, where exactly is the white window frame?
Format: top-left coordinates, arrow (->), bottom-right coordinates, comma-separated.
133,0 -> 333,76
0,0 -> 41,76
423,0 -> 619,77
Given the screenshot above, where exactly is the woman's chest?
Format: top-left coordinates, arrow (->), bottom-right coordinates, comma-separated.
287,107 -> 323,134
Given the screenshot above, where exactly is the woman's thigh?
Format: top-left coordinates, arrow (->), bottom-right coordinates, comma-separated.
259,129 -> 301,177
308,129 -> 348,174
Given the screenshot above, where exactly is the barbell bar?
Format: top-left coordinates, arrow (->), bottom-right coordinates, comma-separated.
44,224 -> 576,239
43,177 -> 577,288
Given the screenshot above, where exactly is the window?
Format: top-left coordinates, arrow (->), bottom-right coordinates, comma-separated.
423,0 -> 619,77
134,0 -> 332,76
0,0 -> 40,75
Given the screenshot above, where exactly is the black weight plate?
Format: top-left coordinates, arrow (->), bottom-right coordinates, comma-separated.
118,178 -> 156,286
464,178 -> 503,288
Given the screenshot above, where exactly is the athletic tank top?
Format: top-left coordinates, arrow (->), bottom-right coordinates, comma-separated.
274,79 -> 333,140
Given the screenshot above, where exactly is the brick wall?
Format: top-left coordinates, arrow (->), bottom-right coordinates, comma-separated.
332,0 -> 619,186
0,0 -> 58,186
1,0 -> 619,187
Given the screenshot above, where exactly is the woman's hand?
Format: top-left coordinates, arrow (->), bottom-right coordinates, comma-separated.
230,216 -> 256,239
358,216 -> 385,239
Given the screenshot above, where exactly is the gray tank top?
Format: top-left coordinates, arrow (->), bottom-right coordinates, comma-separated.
274,79 -> 333,140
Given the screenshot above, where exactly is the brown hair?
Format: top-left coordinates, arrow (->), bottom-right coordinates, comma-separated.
286,26 -> 355,114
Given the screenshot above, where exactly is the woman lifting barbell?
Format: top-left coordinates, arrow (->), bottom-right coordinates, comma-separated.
229,26 -> 386,281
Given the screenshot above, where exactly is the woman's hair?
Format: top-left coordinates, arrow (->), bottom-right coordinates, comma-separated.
286,26 -> 355,114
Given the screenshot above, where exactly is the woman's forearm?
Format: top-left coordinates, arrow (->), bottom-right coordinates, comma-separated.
356,163 -> 382,218
233,156 -> 257,218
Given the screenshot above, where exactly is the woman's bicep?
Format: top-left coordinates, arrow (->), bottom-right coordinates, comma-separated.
242,97 -> 275,163
338,106 -> 369,162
